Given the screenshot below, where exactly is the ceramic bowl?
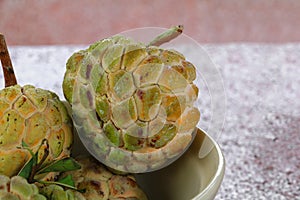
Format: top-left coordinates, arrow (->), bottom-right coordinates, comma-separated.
134,128 -> 225,200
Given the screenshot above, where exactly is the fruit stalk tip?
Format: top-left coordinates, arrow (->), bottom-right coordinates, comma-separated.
147,25 -> 184,47
0,33 -> 17,87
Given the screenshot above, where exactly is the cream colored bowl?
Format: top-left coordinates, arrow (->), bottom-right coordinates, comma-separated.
134,128 -> 225,200
72,124 -> 225,200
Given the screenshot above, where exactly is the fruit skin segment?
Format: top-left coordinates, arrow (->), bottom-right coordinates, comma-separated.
59,156 -> 148,200
0,175 -> 86,200
63,34 -> 200,172
0,85 -> 73,178
0,175 -> 47,200
39,184 -> 86,200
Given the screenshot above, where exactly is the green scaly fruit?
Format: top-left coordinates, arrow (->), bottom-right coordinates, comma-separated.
0,34 -> 73,178
62,26 -> 200,172
0,85 -> 73,178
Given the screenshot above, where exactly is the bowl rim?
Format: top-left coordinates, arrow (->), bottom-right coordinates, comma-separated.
192,128 -> 225,199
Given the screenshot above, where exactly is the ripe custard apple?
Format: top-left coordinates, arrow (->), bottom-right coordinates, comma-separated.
60,156 -> 148,200
63,26 -> 200,172
0,175 -> 46,200
0,34 -> 73,178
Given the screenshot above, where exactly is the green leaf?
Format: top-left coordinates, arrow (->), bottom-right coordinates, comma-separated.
37,157 -> 81,174
18,157 -> 35,179
57,175 -> 75,187
18,139 -> 49,181
18,141 -> 38,179
21,140 -> 30,148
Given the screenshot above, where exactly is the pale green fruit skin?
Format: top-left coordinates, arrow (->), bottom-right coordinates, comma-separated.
0,175 -> 84,200
63,35 -> 200,172
0,85 -> 73,178
0,175 -> 46,200
60,156 -> 148,200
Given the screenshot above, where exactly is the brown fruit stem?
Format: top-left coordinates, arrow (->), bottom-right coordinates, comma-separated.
147,25 -> 184,47
0,33 -> 17,87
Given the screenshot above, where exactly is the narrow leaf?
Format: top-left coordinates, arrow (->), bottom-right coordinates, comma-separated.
57,175 -> 75,187
21,140 -> 30,148
18,139 -> 48,181
18,158 -> 34,179
37,157 -> 81,174
18,141 -> 38,179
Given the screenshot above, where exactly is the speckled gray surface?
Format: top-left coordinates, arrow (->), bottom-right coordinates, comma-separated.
205,44 -> 300,200
5,44 -> 300,200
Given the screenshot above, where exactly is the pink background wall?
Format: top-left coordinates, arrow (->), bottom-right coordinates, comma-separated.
0,0 -> 299,45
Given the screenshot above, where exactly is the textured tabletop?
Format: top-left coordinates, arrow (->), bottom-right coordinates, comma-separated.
5,44 -> 300,200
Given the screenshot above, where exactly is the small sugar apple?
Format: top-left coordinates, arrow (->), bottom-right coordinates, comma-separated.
63,26 -> 200,172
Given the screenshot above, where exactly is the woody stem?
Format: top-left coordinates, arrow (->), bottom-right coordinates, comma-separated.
0,34 -> 17,87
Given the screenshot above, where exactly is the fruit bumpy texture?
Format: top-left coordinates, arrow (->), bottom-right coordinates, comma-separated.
60,156 -> 148,200
0,85 -> 73,177
0,175 -> 85,200
39,185 -> 85,200
0,175 -> 46,200
63,35 -> 200,172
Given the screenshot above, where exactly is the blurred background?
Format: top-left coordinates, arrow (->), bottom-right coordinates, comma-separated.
0,0 -> 299,45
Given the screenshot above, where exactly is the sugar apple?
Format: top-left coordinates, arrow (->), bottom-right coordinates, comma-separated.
0,33 -> 73,178
63,26 -> 200,172
60,156 -> 148,200
0,85 -> 73,177
0,175 -> 46,200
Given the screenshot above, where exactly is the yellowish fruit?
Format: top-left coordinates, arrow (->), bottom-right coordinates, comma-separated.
0,85 -> 73,177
